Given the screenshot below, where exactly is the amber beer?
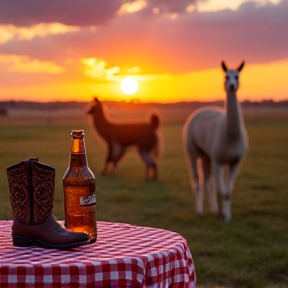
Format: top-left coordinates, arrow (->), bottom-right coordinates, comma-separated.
63,130 -> 97,243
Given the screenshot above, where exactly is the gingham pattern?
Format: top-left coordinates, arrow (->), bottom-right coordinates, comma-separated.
0,221 -> 196,288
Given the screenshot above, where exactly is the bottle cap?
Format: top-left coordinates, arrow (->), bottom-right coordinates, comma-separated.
71,130 -> 84,138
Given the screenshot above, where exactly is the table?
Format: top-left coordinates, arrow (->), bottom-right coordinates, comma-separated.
0,221 -> 196,288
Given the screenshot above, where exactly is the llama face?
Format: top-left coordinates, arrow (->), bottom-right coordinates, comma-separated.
224,69 -> 240,93
87,98 -> 103,115
221,61 -> 245,93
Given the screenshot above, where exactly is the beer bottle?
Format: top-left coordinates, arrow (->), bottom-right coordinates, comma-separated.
63,130 -> 97,243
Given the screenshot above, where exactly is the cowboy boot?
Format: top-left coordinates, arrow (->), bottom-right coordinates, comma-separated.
6,158 -> 90,249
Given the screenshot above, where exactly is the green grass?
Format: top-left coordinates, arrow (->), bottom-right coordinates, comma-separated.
0,108 -> 288,288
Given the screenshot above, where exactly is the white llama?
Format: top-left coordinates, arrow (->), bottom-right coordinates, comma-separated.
183,61 -> 248,221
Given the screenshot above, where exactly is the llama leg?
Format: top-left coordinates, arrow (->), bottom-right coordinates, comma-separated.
102,162 -> 108,176
151,140 -> 159,180
202,155 -> 218,213
223,160 -> 241,221
187,146 -> 202,214
151,161 -> 157,180
113,148 -> 126,172
138,150 -> 157,180
210,179 -> 218,213
212,161 -> 225,217
102,145 -> 113,175
110,143 -> 125,175
194,158 -> 203,214
184,129 -> 202,213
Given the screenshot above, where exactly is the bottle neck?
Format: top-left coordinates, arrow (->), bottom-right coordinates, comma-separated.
69,137 -> 88,167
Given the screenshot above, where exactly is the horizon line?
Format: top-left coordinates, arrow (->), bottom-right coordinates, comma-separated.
1,98 -> 288,104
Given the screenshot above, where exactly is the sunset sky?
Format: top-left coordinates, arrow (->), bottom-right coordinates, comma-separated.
0,0 -> 287,103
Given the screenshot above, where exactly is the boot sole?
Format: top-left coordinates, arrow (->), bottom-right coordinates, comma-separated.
12,234 -> 90,249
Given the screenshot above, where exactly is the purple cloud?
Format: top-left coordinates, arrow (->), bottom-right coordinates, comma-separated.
0,0 -> 122,27
0,0 -> 287,74
0,0 -> 199,27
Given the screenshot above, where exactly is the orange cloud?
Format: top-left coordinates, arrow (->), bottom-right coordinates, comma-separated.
81,58 -> 120,81
118,0 -> 146,15
0,54 -> 64,74
127,66 -> 141,74
195,0 -> 282,12
0,23 -> 79,44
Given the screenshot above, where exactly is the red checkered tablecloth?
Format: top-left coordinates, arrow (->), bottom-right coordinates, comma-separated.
0,221 -> 196,288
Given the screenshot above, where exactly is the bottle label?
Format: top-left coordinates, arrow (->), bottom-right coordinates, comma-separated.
80,194 -> 96,206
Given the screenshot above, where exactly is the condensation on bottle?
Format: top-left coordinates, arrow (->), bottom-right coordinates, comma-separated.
63,129 -> 97,243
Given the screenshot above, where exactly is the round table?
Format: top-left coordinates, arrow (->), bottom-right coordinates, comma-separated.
0,221 -> 196,288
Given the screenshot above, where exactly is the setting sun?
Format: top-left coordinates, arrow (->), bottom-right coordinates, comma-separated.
120,76 -> 138,95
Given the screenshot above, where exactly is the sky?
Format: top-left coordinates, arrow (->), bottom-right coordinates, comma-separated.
0,0 -> 287,103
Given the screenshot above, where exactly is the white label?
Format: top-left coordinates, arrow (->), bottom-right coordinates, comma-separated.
80,194 -> 96,206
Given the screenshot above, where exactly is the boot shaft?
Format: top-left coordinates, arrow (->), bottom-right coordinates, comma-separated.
7,158 -> 55,225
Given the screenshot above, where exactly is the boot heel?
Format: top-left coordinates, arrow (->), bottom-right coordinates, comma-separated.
12,234 -> 34,247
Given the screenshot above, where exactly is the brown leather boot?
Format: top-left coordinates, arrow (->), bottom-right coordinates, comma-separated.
6,158 -> 90,249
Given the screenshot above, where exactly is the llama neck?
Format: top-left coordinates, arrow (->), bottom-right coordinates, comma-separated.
93,112 -> 110,137
225,91 -> 243,140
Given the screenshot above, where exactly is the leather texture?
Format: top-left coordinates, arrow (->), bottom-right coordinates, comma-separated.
6,158 -> 90,249
7,158 -> 54,225
7,160 -> 30,223
12,212 -> 89,246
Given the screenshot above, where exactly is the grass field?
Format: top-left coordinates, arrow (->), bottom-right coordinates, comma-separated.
0,106 -> 288,288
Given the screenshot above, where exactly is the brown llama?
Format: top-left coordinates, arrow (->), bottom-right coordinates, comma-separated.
87,97 -> 160,180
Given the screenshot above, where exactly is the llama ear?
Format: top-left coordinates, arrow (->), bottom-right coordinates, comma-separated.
94,97 -> 102,108
237,61 -> 245,72
221,61 -> 227,72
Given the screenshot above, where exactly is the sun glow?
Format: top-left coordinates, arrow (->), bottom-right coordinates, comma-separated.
120,76 -> 139,95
